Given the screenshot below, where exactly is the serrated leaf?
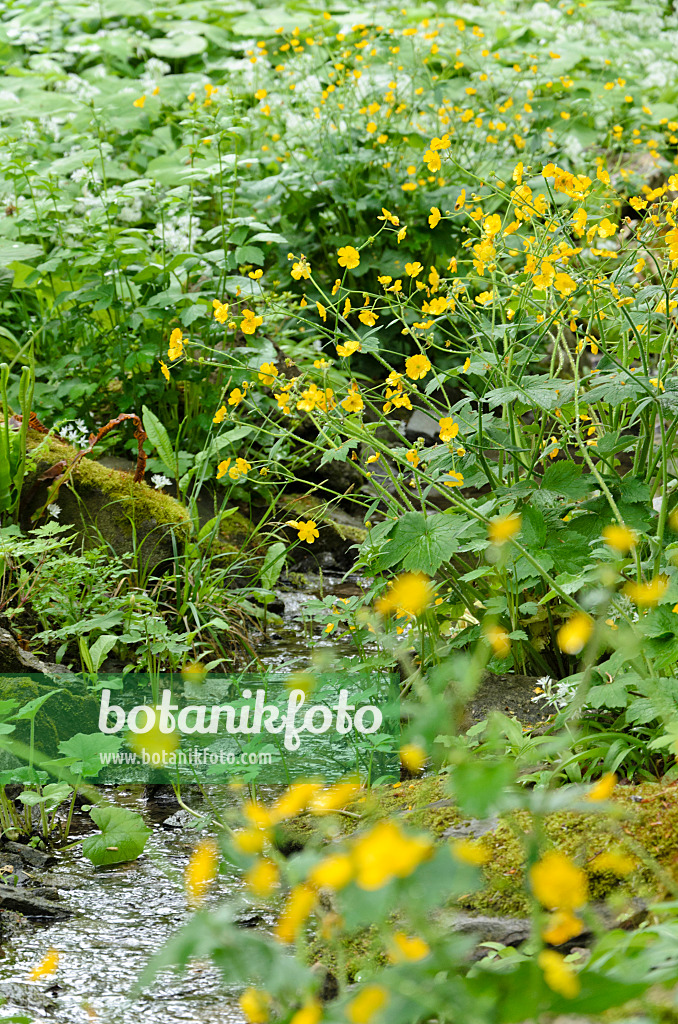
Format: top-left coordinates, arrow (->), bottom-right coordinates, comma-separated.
376,512 -> 464,575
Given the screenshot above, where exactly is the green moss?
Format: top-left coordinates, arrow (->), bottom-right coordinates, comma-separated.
217,510 -> 256,553
26,431 -> 189,533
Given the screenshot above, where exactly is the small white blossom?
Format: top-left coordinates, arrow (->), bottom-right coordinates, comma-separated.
47,503 -> 61,518
151,474 -> 172,490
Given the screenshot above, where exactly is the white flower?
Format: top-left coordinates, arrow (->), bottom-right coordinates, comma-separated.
151,474 -> 172,490
47,503 -> 61,518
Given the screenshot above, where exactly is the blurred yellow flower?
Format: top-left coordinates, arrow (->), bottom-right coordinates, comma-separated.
451,839 -> 490,865
376,573 -> 431,617
400,743 -> 426,772
245,858 -> 279,895
542,910 -> 583,945
557,613 -> 593,654
488,514 -> 522,545
484,624 -> 511,658
352,821 -> 432,890
530,851 -> 587,911
185,839 -> 219,908
602,524 -> 637,553
389,931 -> 430,962
624,576 -> 668,607
347,985 -> 388,1024
538,950 -> 580,998
240,988 -> 270,1024
275,884 -> 316,942
28,949 -> 59,981
586,772 -> 616,801
308,853 -> 354,890
589,850 -> 636,875
290,1001 -> 322,1024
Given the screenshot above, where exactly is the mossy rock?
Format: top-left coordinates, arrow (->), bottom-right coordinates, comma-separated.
21,430 -> 189,572
0,673 -> 100,762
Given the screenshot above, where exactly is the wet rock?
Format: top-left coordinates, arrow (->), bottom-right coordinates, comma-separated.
235,910 -> 266,928
2,840 -> 55,870
0,626 -> 71,676
405,410 -> 440,441
0,887 -> 71,919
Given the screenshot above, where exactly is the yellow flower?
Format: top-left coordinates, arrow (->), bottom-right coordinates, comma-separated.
133,95 -> 146,108
308,853 -> 354,890
451,839 -> 490,865
347,985 -> 388,1024
475,289 -> 495,305
213,299 -> 230,323
488,514 -> 521,545
160,360 -> 170,383
388,932 -> 430,962
336,338 -> 361,358
352,821 -> 432,890
342,389 -> 364,413
553,272 -> 577,297
245,858 -> 280,895
429,206 -> 441,228
484,624 -> 510,658
589,851 -> 636,875
316,301 -> 326,321
275,884 -> 316,943
241,309 -> 263,335
602,523 -> 637,553
405,353 -> 431,380
185,839 -> 219,908
28,949 -> 59,981
217,459 -> 231,480
542,910 -> 584,945
538,950 -> 580,998
359,308 -> 379,326
405,261 -> 424,277
597,217 -> 617,238
213,405 -> 227,424
400,743 -> 426,772
444,471 -> 464,488
240,988 -> 270,1024
337,245 -> 360,269
438,417 -> 459,442
168,328 -> 184,361
406,448 -> 420,467
291,260 -> 311,281
557,613 -> 593,654
586,772 -> 616,801
228,457 -> 252,481
290,1001 -> 322,1024
258,362 -> 279,386
530,851 -> 587,911
228,388 -> 245,406
624,575 -> 668,607
376,573 -> 432,618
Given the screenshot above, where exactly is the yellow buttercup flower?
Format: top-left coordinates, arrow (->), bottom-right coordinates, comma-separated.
337,245 -> 360,269
438,417 -> 459,442
168,328 -> 184,361
351,821 -> 432,890
405,353 -> 431,380
488,514 -> 522,545
185,839 -> 219,907
342,388 -> 364,413
586,772 -> 616,801
240,988 -> 270,1024
400,743 -> 426,772
538,950 -> 580,998
336,339 -> 361,357
286,519 -> 320,544
405,261 -> 424,277
388,931 -> 430,962
258,362 -> 279,386
241,309 -> 263,335
428,206 -> 441,228
602,523 -> 637,553
245,858 -> 279,896
275,884 -> 316,943
530,851 -> 587,912
308,853 -> 354,890
624,576 -> 668,607
347,985 -> 388,1024
28,949 -> 59,981
542,910 -> 584,945
557,613 -> 593,654
213,299 -> 230,323
376,573 -> 432,618
160,360 -> 170,383
213,405 -> 227,424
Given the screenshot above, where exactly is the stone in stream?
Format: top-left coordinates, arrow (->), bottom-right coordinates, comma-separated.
0,887 -> 70,919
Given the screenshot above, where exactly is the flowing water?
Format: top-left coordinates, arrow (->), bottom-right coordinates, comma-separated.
0,578 -> 368,1023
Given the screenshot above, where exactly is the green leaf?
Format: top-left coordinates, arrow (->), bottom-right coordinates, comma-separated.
81,806 -> 152,866
147,35 -> 207,58
376,512 -> 464,575
58,732 -> 123,777
540,461 -> 591,500
260,542 -> 286,591
12,688 -> 60,722
88,634 -> 118,673
142,405 -> 177,478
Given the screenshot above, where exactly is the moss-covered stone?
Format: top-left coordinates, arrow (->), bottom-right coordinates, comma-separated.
21,430 -> 189,572
0,674 -> 100,760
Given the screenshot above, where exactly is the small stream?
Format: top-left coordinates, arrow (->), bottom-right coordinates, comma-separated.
0,578 -> 369,1023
